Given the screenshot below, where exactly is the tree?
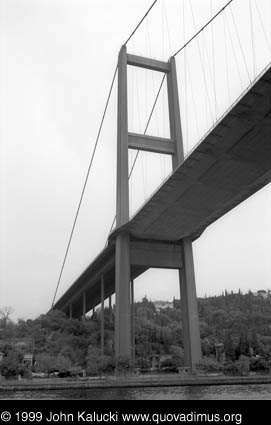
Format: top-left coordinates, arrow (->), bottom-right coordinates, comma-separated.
100,356 -> 115,374
207,309 -> 228,328
34,354 -> 57,375
169,345 -> 184,367
160,356 -> 178,373
39,310 -> 67,333
224,332 -> 235,361
249,358 -> 270,374
236,332 -> 250,358
235,355 -> 250,376
196,357 -> 223,374
0,306 -> 13,327
86,347 -> 101,376
250,330 -> 259,353
0,351 -> 21,379
223,361 -> 239,376
55,354 -> 71,373
116,356 -> 131,376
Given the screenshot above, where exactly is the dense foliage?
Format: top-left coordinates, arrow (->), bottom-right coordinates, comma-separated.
0,291 -> 271,378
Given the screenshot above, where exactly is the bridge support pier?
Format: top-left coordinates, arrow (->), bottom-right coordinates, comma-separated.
109,295 -> 112,324
131,279 -> 135,368
115,232 -> 131,360
101,276 -> 105,357
115,45 -> 131,362
179,239 -> 202,368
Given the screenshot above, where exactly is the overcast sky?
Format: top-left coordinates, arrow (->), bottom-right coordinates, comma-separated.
1,0 -> 271,321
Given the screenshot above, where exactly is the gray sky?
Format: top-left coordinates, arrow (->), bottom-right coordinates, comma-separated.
1,0 -> 271,321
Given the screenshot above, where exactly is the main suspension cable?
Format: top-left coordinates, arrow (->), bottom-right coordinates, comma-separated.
124,0 -> 159,46
172,0 -> 234,58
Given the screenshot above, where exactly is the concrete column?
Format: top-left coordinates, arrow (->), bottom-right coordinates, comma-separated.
115,45 -> 131,361
109,295 -> 112,324
167,56 -> 184,170
167,56 -> 200,367
101,276 -> 105,357
116,45 -> 129,228
82,292 -> 86,320
131,279 -> 135,367
115,232 -> 131,359
179,239 -> 202,368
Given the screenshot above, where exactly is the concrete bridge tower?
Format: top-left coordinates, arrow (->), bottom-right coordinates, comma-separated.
115,45 -> 202,368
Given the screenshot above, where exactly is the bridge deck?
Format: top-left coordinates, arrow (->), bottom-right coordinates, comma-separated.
53,63 -> 271,317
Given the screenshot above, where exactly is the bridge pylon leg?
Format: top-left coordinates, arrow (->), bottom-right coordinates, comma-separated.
179,239 -> 202,368
115,232 -> 131,360
114,45 -> 132,363
109,295 -> 112,324
101,276 -> 105,357
131,279 -> 135,368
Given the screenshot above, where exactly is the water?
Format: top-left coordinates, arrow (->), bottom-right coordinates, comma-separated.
0,384 -> 271,399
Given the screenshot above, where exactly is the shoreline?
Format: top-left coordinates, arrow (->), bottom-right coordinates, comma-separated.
1,374 -> 271,392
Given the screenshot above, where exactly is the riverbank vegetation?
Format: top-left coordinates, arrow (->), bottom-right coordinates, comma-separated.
1,291 -> 271,379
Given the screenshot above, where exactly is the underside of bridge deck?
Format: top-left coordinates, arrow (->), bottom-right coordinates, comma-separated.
112,63 -> 271,243
53,62 -> 271,320
53,238 -> 183,318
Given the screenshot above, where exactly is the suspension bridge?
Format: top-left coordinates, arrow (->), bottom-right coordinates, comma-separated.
50,0 -> 271,368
